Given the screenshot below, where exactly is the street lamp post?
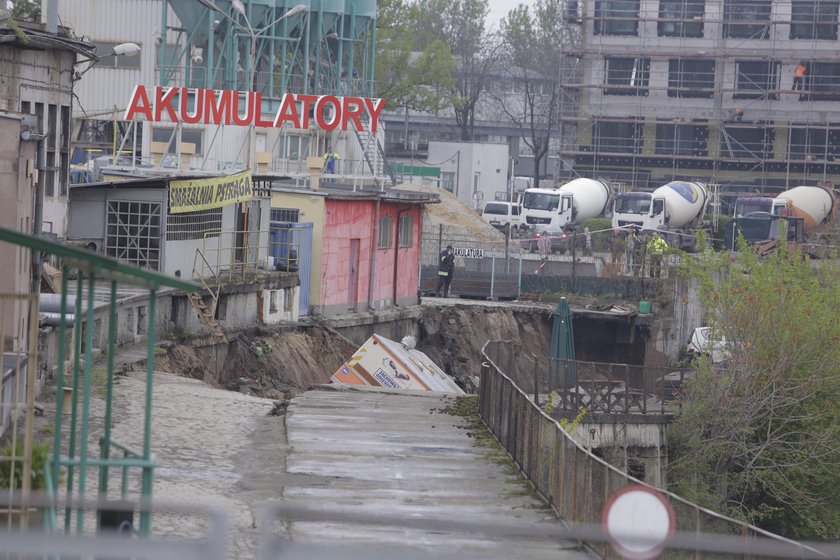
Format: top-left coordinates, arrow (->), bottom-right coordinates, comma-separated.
230,1 -> 307,171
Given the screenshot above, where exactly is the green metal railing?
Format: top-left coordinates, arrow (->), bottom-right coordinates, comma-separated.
0,226 -> 199,537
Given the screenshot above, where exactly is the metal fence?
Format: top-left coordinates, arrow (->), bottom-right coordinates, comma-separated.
478,340 -> 829,559
193,228 -> 302,285
418,224 -> 679,301
419,224 -> 518,299
500,352 -> 692,415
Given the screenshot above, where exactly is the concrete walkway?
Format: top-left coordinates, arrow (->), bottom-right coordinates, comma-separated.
278,385 -> 593,559
44,343 -> 593,559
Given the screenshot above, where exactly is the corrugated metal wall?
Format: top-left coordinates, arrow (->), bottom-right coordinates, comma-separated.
55,0 -> 181,118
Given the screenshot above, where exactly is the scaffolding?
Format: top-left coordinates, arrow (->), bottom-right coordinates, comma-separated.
559,0 -> 840,212
159,0 -> 376,108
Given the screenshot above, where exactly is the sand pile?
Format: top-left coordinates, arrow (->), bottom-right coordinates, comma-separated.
393,183 -> 505,243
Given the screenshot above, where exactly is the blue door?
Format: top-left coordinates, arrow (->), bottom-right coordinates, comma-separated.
270,222 -> 313,315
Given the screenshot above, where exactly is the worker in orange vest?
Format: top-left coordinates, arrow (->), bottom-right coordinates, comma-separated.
793,62 -> 807,91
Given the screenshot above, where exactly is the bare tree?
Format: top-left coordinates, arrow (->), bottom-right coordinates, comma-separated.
497,0 -> 577,187
413,0 -> 500,141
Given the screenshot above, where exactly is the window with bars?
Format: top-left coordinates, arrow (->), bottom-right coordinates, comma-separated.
270,208 -> 300,222
735,61 -> 780,99
604,57 -> 650,95
166,208 -> 223,241
106,201 -> 162,270
398,215 -> 414,247
658,0 -> 705,38
720,126 -> 775,159
668,59 -> 716,98
723,0 -> 771,38
805,62 -> 840,100
655,123 -> 709,156
594,0 -> 640,35
790,1 -> 839,39
788,126 -> 840,160
593,120 -> 644,153
378,216 -> 393,249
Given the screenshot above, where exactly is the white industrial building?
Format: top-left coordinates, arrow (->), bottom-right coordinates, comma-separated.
52,0 -> 390,185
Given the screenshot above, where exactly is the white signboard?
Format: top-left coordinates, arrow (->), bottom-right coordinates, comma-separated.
453,247 -> 484,259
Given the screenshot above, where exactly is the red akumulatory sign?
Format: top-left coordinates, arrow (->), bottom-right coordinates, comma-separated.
123,85 -> 387,132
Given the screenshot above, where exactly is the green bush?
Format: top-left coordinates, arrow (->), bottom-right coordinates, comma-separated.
0,441 -> 50,490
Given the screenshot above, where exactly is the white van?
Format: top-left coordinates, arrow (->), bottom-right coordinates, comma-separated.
481,201 -> 522,230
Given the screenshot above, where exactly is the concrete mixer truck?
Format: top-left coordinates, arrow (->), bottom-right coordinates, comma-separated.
728,185 -> 837,252
521,178 -> 611,232
611,181 -> 709,250
733,195 -> 788,218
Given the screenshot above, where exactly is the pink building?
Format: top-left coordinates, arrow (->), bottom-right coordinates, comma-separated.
271,186 -> 436,316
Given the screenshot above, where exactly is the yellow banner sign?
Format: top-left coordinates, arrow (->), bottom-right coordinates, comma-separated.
169,170 -> 253,214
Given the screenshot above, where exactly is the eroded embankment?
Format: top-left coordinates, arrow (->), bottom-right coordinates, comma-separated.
156,305 -> 553,398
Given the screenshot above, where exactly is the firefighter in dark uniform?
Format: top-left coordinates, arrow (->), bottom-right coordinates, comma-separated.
435,245 -> 455,297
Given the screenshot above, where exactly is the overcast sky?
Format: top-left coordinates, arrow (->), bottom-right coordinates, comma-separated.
487,0 -> 525,31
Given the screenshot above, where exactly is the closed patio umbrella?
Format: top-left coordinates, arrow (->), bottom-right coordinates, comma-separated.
550,297 -> 576,388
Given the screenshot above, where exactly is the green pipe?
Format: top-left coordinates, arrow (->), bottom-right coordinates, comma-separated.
106,439 -> 146,458
160,0 -> 168,84
98,280 -> 118,500
121,453 -> 129,501
280,17 -> 288,92
367,19 -> 376,97
303,14 -> 310,94
51,268 -> 68,500
59,457 -> 158,468
207,9 -> 215,88
43,468 -> 57,531
336,14 -> 345,95
140,289 -> 157,536
64,274 -> 84,533
76,271 -> 98,534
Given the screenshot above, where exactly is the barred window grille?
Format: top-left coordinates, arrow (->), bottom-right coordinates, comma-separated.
105,201 -> 162,270
166,208 -> 223,241
378,216 -> 393,249
270,208 -> 300,222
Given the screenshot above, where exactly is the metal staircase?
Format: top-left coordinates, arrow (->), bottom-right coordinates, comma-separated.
354,117 -> 397,188
186,291 -> 227,343
190,249 -> 228,344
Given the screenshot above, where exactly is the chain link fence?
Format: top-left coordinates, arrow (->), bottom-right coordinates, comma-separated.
419,224 -> 681,301
419,224 -> 520,299
478,340 -> 830,559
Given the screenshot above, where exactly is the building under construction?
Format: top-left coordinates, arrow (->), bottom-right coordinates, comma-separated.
561,0 -> 840,209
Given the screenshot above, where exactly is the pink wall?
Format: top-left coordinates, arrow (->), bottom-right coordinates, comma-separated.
321,199 -> 422,314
